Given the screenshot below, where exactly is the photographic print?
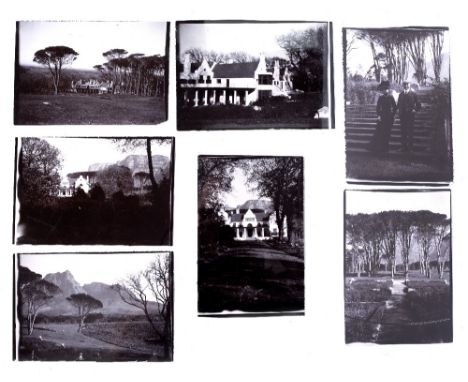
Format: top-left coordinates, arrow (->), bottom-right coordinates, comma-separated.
15,137 -> 174,245
177,21 -> 332,130
198,156 -> 304,315
344,190 -> 452,344
344,27 -> 452,183
15,252 -> 173,361
14,21 -> 168,125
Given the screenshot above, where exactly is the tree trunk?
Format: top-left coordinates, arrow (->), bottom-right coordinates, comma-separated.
146,139 -> 158,196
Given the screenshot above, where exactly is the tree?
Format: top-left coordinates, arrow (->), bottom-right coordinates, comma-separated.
33,46 -> 79,94
18,266 -> 60,335
250,157 -> 303,243
405,30 -> 430,85
433,217 -> 450,278
96,165 -> 133,197
277,27 -> 326,92
66,293 -> 103,332
413,211 -> 439,278
19,138 -> 63,205
430,30 -> 445,84
115,254 -> 173,360
397,211 -> 417,284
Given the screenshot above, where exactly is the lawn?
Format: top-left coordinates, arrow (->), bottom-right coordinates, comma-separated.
14,93 -> 167,125
346,153 -> 453,183
178,93 -> 329,130
18,322 -> 163,361
198,242 -> 304,314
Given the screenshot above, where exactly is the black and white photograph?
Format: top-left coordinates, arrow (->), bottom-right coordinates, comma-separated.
15,137 -> 174,245
177,21 -> 332,130
14,21 -> 168,125
15,252 -> 173,361
345,190 -> 452,344
344,27 -> 452,183
198,156 -> 304,315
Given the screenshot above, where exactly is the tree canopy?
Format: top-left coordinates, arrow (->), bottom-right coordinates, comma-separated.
19,138 -> 63,205
66,293 -> 103,332
33,46 -> 79,94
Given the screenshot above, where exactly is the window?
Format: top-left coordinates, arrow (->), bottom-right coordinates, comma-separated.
217,79 -> 222,84
198,75 -> 204,84
206,76 -> 212,84
258,75 -> 272,85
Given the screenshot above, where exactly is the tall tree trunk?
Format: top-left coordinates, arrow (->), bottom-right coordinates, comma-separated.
146,139 -> 158,196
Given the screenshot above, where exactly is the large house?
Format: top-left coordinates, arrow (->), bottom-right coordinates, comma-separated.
221,200 -> 287,241
179,53 -> 293,107
58,155 -> 169,198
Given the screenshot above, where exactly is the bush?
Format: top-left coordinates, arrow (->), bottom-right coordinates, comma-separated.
346,78 -> 380,105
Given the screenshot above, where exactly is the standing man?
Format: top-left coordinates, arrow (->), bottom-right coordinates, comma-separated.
397,81 -> 421,152
374,81 -> 397,153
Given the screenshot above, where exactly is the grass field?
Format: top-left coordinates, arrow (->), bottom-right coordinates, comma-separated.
345,273 -> 452,344
178,93 -> 329,130
18,321 -> 166,361
15,93 -> 167,125
198,242 -> 304,313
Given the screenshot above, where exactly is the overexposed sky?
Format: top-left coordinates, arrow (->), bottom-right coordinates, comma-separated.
19,21 -> 167,69
38,137 -> 171,178
19,252 -> 170,285
346,190 -> 451,217
220,167 -> 263,208
178,22 -> 325,61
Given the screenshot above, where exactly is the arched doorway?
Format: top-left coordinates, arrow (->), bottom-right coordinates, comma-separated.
246,224 -> 254,238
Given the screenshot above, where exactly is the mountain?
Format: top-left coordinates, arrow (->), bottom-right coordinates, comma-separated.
44,270 -> 85,297
38,270 -> 158,316
238,199 -> 273,212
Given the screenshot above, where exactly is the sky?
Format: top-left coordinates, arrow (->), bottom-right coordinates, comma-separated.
18,21 -> 167,69
178,22 -> 326,61
18,252 -> 170,285
39,137 -> 172,179
220,167 -> 263,208
346,29 -> 450,80
346,190 -> 451,217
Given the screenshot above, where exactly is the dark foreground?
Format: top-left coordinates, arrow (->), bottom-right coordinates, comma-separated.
18,321 -> 169,362
345,274 -> 452,344
198,241 -> 304,314
15,93 -> 167,125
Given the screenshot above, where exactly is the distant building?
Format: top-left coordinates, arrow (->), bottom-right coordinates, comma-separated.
221,199 -> 287,241
71,79 -> 113,94
179,53 -> 293,107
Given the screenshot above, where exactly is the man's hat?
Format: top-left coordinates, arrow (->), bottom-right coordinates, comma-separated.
378,81 -> 390,91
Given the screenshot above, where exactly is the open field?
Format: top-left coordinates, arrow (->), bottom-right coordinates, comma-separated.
178,93 -> 328,130
199,241 -> 304,313
18,321 -> 165,361
15,93 -> 167,125
345,273 -> 452,344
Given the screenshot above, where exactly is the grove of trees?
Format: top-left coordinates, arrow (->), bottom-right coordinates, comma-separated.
94,48 -> 166,97
33,46 -> 79,94
347,28 -> 447,85
346,210 -> 450,283
115,254 -> 173,360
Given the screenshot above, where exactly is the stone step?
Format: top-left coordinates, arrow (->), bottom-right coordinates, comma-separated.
346,122 -> 432,130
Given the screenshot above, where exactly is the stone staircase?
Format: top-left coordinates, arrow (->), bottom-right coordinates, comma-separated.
345,89 -> 436,157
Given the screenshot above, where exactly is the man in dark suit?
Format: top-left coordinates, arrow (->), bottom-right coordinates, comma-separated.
397,81 -> 421,152
374,81 -> 397,153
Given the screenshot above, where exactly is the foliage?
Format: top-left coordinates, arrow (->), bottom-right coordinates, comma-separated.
96,165 -> 133,197
345,78 -> 379,105
277,26 -> 326,92
19,138 -> 62,206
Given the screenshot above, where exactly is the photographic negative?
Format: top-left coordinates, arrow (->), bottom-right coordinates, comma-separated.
14,21 -> 168,125
344,27 -> 452,183
15,252 -> 173,361
198,156 -> 304,316
177,21 -> 333,130
344,190 -> 452,344
15,137 -> 174,245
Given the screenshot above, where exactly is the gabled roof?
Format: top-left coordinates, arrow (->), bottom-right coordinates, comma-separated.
231,214 -> 243,222
213,62 -> 259,78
